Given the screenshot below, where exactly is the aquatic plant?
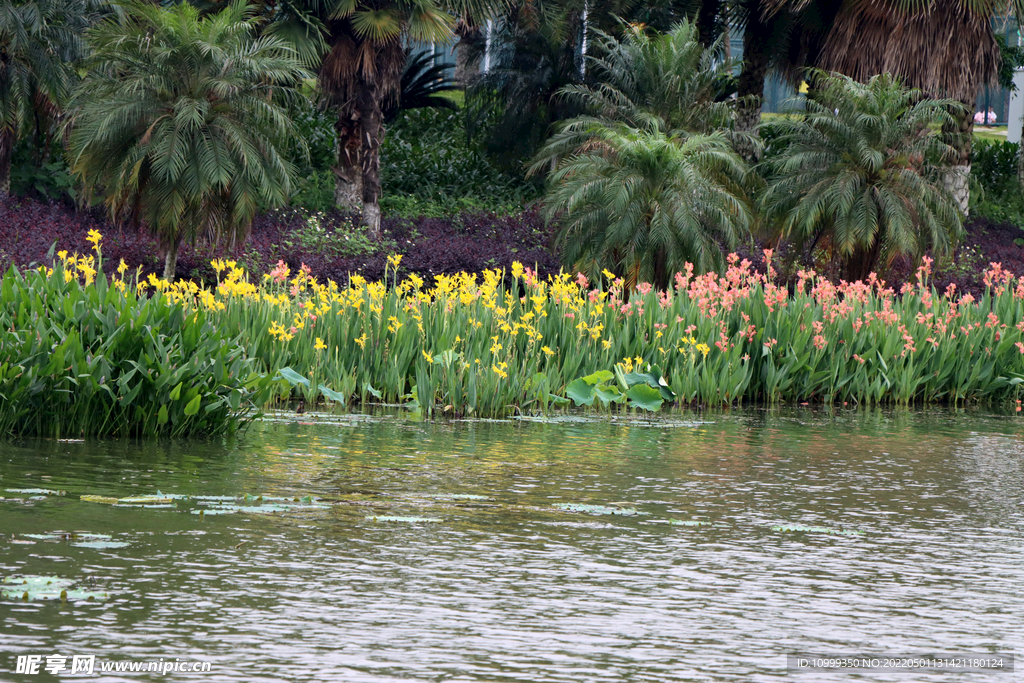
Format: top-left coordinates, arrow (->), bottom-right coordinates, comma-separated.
10,231 -> 1024,421
0,235 -> 281,437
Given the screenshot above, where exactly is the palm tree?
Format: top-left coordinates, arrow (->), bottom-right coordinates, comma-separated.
67,0 -> 309,280
0,0 -> 89,195
535,122 -> 751,289
729,0 -> 840,159
759,72 -> 964,281
318,0 -> 460,237
556,20 -> 738,136
813,0 -> 1017,215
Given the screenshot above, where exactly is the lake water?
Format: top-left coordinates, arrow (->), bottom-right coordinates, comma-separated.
1,409 -> 1022,682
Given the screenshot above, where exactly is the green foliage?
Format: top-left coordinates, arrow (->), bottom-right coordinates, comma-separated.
970,139 -> 1024,225
380,108 -> 539,216
0,257 -> 279,438
538,123 -> 751,289
68,0 -> 310,266
276,211 -> 392,258
556,20 -> 738,136
561,366 -> 674,411
0,0 -> 90,171
759,71 -> 964,280
9,139 -> 76,202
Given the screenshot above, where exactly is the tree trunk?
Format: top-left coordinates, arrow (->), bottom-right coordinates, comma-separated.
453,21 -> 481,87
1018,136 -> 1024,190
735,19 -> 771,161
333,106 -> 362,213
0,128 -> 13,196
844,226 -> 885,282
942,102 -> 974,216
163,239 -> 179,282
358,82 -> 385,239
696,0 -> 722,47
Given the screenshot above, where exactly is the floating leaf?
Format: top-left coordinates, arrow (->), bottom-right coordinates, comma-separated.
421,493 -> 489,500
23,533 -> 112,541
1,575 -> 108,602
119,496 -> 174,504
5,488 -> 64,496
366,516 -> 442,523
72,541 -> 130,549
80,495 -> 119,504
554,503 -> 640,516
669,519 -> 710,527
771,524 -> 863,536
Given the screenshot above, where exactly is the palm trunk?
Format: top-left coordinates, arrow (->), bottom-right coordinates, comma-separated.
0,128 -> 13,196
696,0 -> 722,47
735,20 -> 771,161
358,82 -> 385,238
844,226 -> 885,282
942,102 -> 974,216
333,106 -> 362,212
453,21 -> 481,87
163,239 -> 179,282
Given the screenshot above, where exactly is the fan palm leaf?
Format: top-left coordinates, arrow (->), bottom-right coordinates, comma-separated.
759,70 -> 964,280
67,0 -> 310,280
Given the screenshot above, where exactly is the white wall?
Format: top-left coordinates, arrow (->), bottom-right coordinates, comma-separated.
1008,68 -> 1024,143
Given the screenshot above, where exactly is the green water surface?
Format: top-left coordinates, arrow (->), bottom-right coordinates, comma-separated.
1,408 -> 1022,681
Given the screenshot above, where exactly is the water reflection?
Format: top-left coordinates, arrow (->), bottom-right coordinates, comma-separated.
1,408 -> 1022,682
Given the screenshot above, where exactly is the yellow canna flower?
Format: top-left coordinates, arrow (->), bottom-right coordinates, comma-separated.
117,259 -> 128,276
314,337 -> 327,351
541,346 -> 555,356
86,229 -> 102,251
422,349 -> 433,363
355,333 -> 368,349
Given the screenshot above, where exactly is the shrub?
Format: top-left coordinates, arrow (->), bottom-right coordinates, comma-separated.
0,239 -> 279,437
971,140 -> 1024,226
380,108 -> 539,216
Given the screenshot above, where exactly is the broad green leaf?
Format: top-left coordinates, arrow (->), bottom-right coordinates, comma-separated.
626,383 -> 663,411
581,370 -> 614,385
183,395 -> 201,416
277,367 -> 310,387
318,384 -> 348,403
565,378 -> 595,406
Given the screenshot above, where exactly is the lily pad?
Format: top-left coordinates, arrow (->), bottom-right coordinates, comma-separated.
72,541 -> 130,549
669,519 -> 710,527
5,488 -> 65,496
366,515 -> 443,523
80,495 -> 119,504
191,509 -> 235,515
22,533 -> 112,541
771,524 -> 863,536
1,575 -> 108,602
118,496 -> 174,505
421,493 -> 490,501
554,503 -> 641,516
